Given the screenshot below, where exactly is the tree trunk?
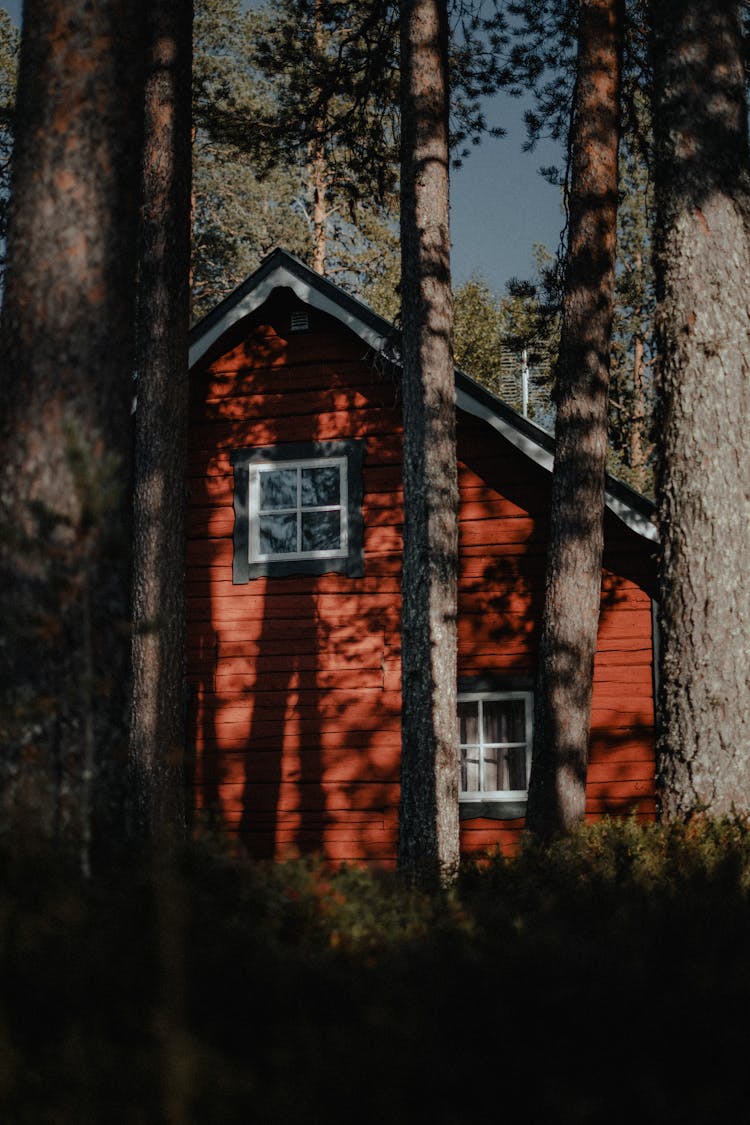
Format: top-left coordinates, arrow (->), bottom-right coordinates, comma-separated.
310,135 -> 328,275
650,0 -> 750,818
525,0 -> 623,840
310,0 -> 327,275
0,0 -> 146,870
129,0 -> 193,842
397,0 -> 459,882
629,326 -> 646,483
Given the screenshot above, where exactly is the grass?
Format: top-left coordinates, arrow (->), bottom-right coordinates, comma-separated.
2,816 -> 749,1123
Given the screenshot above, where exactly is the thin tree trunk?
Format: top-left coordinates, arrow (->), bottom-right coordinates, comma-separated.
129,0 -> 192,841
629,326 -> 646,481
310,136 -> 328,274
397,0 -> 459,883
0,0 -> 146,866
650,0 -> 750,818
627,247 -> 648,485
525,0 -> 623,840
310,0 -> 327,275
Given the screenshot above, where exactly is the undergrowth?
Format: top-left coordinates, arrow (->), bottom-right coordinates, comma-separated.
2,816 -> 749,1124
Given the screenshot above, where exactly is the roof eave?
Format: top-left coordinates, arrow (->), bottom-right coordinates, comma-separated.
189,247 -> 658,545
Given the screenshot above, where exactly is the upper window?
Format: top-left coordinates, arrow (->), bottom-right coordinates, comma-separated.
458,691 -> 533,812
231,440 -> 364,582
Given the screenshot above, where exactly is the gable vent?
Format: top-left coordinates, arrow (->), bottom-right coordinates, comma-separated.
290,310 -> 309,333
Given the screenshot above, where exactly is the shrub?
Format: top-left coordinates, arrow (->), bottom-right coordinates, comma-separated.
2,817 -> 750,1122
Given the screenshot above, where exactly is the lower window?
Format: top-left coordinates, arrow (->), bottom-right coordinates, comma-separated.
458,691 -> 533,816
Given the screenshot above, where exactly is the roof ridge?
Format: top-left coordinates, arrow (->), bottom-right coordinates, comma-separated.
188,247 -> 657,543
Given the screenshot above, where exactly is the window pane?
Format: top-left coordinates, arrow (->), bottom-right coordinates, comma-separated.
301,465 -> 340,507
461,746 -> 480,793
259,513 -> 297,555
506,746 -> 528,791
484,698 -> 526,744
301,510 -> 341,552
260,468 -> 297,511
483,746 -> 500,792
458,701 -> 479,746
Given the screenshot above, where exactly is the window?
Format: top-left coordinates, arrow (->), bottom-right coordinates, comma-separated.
458,690 -> 533,819
231,440 -> 364,582
252,458 -> 348,563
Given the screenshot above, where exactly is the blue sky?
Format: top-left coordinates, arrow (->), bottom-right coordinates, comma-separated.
450,106 -> 564,292
2,0 -> 564,295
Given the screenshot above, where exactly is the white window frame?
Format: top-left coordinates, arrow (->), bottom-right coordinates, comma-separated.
248,455 -> 349,564
458,690 -> 533,803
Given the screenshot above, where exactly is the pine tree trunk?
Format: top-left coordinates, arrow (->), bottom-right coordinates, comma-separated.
309,0 -> 328,275
397,0 -> 459,882
525,0 -> 623,840
129,0 -> 192,842
310,136 -> 328,275
0,0 -> 146,868
650,0 -> 750,818
629,327 -> 646,483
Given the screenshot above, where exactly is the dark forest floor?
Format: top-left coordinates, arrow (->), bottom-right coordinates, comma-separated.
1,816 -> 748,1124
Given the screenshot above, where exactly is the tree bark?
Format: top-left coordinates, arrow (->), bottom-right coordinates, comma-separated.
129,0 -> 193,842
629,326 -> 646,484
397,0 -> 459,882
310,0 -> 327,275
310,135 -> 328,275
525,0 -> 623,840
650,0 -> 750,818
0,0 -> 146,869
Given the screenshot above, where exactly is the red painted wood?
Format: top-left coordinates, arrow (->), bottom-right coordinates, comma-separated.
186,291 -> 658,863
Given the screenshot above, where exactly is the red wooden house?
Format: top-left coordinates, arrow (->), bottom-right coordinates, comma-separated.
187,248 -> 659,865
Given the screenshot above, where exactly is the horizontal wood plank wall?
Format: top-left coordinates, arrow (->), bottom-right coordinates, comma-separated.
187,291 -> 657,865
188,292 -> 405,865
454,419 -> 657,857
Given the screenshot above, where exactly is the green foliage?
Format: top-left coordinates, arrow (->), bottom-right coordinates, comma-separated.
252,0 -> 400,208
191,151 -> 311,319
453,275 -> 506,387
191,0 -> 403,319
452,249 -> 558,427
3,818 -> 750,1120
190,0 -> 523,320
495,0 -> 657,494
191,0 -> 312,318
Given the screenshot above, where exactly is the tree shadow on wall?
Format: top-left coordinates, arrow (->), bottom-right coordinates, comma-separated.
237,579 -> 326,860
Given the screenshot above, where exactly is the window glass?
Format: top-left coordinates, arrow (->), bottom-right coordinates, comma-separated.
506,746 -> 528,791
260,468 -> 297,510
301,509 -> 341,553
259,512 -> 297,555
461,746 -> 481,794
484,698 -> 526,745
480,745 -> 498,792
458,692 -> 532,800
458,700 -> 479,746
301,465 -> 340,507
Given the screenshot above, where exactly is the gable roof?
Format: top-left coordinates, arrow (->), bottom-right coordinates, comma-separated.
189,247 -> 657,544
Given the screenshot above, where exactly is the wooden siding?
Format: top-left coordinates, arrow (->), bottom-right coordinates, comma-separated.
187,289 -> 657,864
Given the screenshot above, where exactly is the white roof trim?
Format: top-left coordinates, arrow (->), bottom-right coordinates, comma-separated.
603,492 -> 658,542
190,250 -> 657,546
456,386 -> 658,542
456,386 -> 554,473
188,262 -> 388,369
